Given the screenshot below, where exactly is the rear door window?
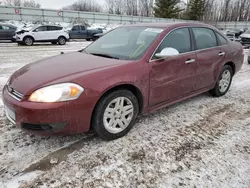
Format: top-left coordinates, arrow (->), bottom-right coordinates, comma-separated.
48,26 -> 62,31
80,26 -> 86,30
192,27 -> 217,50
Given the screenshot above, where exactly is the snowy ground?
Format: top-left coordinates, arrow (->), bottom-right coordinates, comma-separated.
0,42 -> 250,188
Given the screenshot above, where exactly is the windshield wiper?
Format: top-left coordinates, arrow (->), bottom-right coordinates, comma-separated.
78,49 -> 87,53
90,53 -> 119,60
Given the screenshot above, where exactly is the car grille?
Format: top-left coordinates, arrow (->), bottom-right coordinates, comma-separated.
7,85 -> 24,101
22,123 -> 52,131
241,37 -> 250,43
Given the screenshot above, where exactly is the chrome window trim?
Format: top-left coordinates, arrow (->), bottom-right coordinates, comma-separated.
149,26 -> 227,63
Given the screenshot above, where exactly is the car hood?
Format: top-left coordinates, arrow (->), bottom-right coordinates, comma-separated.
240,34 -> 250,38
9,52 -> 125,95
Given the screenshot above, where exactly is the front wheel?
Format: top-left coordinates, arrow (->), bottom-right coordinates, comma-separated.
24,37 -> 34,46
58,37 -> 66,45
210,65 -> 233,97
92,90 -> 139,141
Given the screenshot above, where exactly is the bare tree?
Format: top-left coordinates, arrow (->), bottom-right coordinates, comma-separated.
106,0 -> 115,14
3,0 -> 22,6
23,0 -> 41,8
114,0 -> 124,14
139,0 -> 154,16
63,0 -> 102,12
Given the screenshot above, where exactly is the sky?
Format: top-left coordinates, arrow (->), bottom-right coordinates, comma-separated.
36,0 -> 106,9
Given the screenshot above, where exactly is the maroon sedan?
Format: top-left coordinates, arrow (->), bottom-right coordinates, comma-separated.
2,23 -> 244,140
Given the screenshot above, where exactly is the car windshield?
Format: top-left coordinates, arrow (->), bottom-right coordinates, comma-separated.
84,27 -> 164,60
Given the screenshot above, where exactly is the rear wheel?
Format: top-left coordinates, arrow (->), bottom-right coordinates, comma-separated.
92,90 -> 139,141
210,65 -> 233,97
58,37 -> 66,45
24,37 -> 34,46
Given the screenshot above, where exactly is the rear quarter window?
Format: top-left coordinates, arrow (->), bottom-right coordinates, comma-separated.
216,32 -> 228,46
48,26 -> 63,31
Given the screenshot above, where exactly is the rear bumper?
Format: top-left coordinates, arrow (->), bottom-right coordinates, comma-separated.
2,85 -> 96,135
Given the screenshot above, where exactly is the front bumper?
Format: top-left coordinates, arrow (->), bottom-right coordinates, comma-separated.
13,35 -> 22,42
2,85 -> 95,135
240,37 -> 250,45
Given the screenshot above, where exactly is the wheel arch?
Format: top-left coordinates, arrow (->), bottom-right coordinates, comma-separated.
98,84 -> 144,113
58,35 -> 66,40
224,61 -> 236,75
23,35 -> 34,41
89,83 -> 144,132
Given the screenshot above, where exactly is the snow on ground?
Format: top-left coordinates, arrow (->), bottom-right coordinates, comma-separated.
0,43 -> 250,188
1,20 -> 120,32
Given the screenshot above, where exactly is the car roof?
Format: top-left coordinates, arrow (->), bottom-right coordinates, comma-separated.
121,22 -> 216,30
35,24 -> 62,27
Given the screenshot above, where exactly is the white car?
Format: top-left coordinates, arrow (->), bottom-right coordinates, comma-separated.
15,25 -> 69,46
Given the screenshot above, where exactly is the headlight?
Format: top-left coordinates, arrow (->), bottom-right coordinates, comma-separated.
29,83 -> 84,103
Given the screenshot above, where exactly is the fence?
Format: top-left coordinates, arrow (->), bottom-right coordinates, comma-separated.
0,5 -> 190,24
214,21 -> 250,29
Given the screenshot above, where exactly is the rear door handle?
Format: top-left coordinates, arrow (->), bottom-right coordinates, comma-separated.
219,52 -> 226,56
185,59 -> 196,64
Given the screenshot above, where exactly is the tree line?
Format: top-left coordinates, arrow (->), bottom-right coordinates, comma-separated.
1,0 -> 250,22
0,0 -> 41,8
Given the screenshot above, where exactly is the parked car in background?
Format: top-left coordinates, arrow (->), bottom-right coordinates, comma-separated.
0,24 -> 17,42
248,49 -> 250,64
68,25 -> 103,41
94,29 -> 113,39
3,23 -> 244,140
240,30 -> 250,46
224,28 -> 244,41
15,25 -> 69,46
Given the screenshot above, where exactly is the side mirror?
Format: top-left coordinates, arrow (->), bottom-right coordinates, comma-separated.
155,47 -> 179,59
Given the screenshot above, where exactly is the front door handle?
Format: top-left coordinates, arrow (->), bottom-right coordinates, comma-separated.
219,52 -> 226,56
185,59 -> 196,64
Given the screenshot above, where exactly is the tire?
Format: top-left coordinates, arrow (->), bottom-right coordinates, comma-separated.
92,89 -> 139,141
58,37 -> 66,45
92,37 -> 98,41
23,36 -> 34,46
210,65 -> 233,97
51,42 -> 57,45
